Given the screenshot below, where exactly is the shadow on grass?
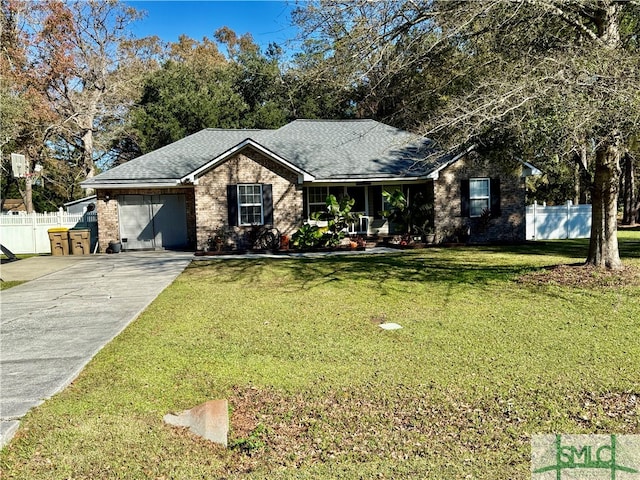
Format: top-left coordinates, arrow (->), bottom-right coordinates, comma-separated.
494,240 -> 589,258
480,233 -> 639,260
189,250 -> 534,292
187,234 -> 639,291
298,253 -> 526,287
618,229 -> 640,258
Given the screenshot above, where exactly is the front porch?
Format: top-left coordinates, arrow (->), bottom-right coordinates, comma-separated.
302,182 -> 434,237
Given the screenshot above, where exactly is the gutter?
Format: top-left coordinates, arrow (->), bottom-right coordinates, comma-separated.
79,180 -> 186,189
307,176 -> 431,185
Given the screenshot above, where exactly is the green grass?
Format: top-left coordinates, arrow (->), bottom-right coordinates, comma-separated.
0,280 -> 25,290
2,233 -> 639,479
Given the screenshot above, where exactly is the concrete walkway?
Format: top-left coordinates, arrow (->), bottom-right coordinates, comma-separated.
0,252 -> 193,449
1,255 -> 96,282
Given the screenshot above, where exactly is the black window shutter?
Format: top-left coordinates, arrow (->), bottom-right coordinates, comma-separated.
490,178 -> 501,217
227,185 -> 238,226
263,184 -> 273,225
460,179 -> 470,217
302,187 -> 309,219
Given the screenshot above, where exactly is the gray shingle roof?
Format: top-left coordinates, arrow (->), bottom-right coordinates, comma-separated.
86,129 -> 265,184
260,120 -> 438,179
84,120 -> 448,187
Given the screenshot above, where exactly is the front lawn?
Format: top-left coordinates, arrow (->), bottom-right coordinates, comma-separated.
2,233 -> 639,479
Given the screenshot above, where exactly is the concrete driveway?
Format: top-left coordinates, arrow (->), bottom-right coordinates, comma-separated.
0,251 -> 193,448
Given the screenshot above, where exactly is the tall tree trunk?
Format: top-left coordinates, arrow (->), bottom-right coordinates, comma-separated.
24,175 -> 34,213
587,140 -> 622,269
81,127 -> 95,195
573,153 -> 581,205
621,152 -> 635,225
585,4 -> 623,269
573,142 -> 590,204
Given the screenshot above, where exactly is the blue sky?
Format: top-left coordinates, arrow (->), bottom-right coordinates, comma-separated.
126,1 -> 299,51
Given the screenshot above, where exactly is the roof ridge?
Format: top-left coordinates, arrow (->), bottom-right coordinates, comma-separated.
203,128 -> 268,132
289,118 -> 375,123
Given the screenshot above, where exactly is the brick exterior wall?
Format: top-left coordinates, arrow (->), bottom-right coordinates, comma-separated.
194,147 -> 304,250
94,148 -> 526,250
95,188 -> 196,252
95,191 -> 119,251
434,153 -> 526,243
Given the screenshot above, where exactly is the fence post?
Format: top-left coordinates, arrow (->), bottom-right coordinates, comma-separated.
566,200 -> 572,240
31,211 -> 38,253
57,207 -> 64,226
533,201 -> 537,240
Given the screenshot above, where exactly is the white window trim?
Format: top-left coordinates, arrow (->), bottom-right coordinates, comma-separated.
469,177 -> 490,218
307,186 -> 329,217
237,184 -> 264,226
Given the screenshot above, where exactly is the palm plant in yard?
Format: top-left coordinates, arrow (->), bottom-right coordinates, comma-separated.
293,194 -> 360,248
381,188 -> 434,241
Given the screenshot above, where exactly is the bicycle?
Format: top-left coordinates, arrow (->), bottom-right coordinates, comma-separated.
251,224 -> 281,250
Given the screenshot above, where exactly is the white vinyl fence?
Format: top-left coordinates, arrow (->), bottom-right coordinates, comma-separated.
526,201 -> 592,240
0,209 -> 98,254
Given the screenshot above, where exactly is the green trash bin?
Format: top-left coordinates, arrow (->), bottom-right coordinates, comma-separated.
69,228 -> 91,255
48,227 -> 70,256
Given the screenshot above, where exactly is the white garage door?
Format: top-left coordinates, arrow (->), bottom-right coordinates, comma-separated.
118,194 -> 188,250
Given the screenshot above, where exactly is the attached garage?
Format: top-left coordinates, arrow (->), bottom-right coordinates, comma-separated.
118,194 -> 188,250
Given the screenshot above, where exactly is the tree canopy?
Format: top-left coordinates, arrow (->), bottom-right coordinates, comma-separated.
1,0 -> 158,208
292,0 -> 640,269
2,0 -> 638,268
127,28 -> 355,156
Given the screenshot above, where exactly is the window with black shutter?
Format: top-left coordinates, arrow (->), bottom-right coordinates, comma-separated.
490,178 -> 501,217
460,179 -> 470,217
262,184 -> 273,225
228,184 -> 273,226
461,177 -> 501,217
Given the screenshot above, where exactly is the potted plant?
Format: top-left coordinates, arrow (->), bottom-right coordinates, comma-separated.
208,224 -> 232,252
280,234 -> 290,250
424,229 -> 436,244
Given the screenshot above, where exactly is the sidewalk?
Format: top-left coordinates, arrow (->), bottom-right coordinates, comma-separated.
0,251 -> 193,449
